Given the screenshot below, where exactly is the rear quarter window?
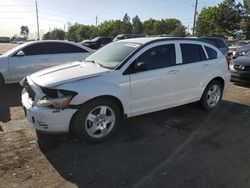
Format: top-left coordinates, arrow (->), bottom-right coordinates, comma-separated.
205,46 -> 217,59
180,44 -> 206,64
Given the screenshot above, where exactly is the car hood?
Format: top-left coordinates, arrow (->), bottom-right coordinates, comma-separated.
232,56 -> 250,66
30,61 -> 109,88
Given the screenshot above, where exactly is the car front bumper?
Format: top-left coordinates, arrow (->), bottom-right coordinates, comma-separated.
22,90 -> 77,133
230,71 -> 250,83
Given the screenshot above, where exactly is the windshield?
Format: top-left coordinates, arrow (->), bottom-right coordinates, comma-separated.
85,42 -> 141,69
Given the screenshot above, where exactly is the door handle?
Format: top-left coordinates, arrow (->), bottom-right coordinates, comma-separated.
40,58 -> 48,61
202,64 -> 209,67
167,70 -> 179,74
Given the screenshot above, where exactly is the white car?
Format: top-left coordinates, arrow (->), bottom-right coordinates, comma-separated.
0,40 -> 93,84
21,37 -> 231,142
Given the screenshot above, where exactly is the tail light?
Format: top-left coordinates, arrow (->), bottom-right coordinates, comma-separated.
226,53 -> 230,70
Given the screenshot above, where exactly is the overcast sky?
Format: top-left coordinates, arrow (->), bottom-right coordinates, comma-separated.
0,0 -> 244,38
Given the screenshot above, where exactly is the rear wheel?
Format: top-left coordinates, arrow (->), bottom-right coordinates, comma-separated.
0,74 -> 4,86
73,98 -> 121,142
200,80 -> 223,111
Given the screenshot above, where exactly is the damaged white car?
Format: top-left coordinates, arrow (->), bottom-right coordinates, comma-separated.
21,37 -> 231,142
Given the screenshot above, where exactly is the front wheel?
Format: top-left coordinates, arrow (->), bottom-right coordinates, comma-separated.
200,80 -> 223,111
73,98 -> 121,142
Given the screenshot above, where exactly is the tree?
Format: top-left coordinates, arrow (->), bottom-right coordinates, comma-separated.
143,18 -> 157,35
171,25 -> 186,37
196,7 -> 218,36
76,25 -> 98,41
132,15 -> 143,34
242,0 -> 250,39
98,20 -> 121,37
120,13 -> 132,33
43,29 -> 65,40
195,0 -> 243,37
67,23 -> 81,41
20,26 -> 29,39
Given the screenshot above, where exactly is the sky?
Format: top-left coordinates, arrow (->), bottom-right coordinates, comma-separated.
0,0 -> 244,38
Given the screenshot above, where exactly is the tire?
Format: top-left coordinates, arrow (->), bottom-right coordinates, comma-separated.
0,74 -> 4,86
73,98 -> 122,142
200,80 -> 223,111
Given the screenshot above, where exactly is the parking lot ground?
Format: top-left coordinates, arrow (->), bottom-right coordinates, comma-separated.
0,83 -> 249,188
0,43 -> 18,55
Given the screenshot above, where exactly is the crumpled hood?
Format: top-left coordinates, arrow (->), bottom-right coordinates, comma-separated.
30,61 -> 109,88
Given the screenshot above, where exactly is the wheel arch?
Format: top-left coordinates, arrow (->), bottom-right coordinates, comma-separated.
69,95 -> 125,133
208,76 -> 225,89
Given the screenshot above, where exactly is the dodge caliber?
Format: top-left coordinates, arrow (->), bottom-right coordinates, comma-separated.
21,37 -> 231,142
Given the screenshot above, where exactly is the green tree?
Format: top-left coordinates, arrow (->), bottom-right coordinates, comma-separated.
171,25 -> 186,37
196,0 -> 243,37
242,0 -> 250,39
43,29 -> 65,40
143,18 -> 157,35
120,13 -> 132,33
76,25 -> 98,41
196,7 -> 218,36
98,20 -> 121,37
132,15 -> 143,34
20,26 -> 29,38
67,23 -> 81,41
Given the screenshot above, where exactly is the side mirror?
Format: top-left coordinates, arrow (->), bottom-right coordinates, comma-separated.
16,50 -> 25,57
134,61 -> 147,72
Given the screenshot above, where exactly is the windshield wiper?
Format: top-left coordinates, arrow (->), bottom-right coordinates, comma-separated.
84,60 -> 101,68
84,60 -> 111,69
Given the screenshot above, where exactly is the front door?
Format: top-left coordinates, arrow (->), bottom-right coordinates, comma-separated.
128,43 -> 178,116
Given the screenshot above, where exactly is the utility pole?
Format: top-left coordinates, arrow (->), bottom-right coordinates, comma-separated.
192,0 -> 198,35
95,15 -> 98,27
35,1 -> 40,40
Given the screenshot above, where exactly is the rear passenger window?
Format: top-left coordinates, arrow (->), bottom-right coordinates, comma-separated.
215,39 -> 226,48
50,43 -> 86,54
205,46 -> 217,59
136,44 -> 176,70
22,43 -> 50,56
180,44 -> 206,64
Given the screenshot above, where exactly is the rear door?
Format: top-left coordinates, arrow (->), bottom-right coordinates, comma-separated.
9,43 -> 50,82
172,42 -> 209,105
49,42 -> 89,66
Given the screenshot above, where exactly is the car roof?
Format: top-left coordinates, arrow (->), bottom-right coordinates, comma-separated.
116,37 -> 214,45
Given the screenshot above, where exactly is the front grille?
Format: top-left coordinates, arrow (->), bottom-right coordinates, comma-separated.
23,79 -> 36,101
234,65 -> 250,71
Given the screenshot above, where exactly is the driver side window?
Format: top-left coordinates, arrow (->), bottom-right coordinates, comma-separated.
136,44 -> 176,71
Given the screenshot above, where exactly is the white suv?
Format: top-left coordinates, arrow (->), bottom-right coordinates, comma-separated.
21,37 -> 231,142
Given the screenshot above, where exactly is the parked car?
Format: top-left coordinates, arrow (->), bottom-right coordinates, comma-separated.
113,34 -> 145,41
228,40 -> 250,57
230,51 -> 250,83
233,43 -> 250,58
21,37 -> 231,142
199,37 -> 228,55
82,37 -> 112,49
0,40 -> 93,85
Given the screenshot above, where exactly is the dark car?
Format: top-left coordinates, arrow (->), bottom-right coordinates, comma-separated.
82,37 -> 112,50
113,34 -> 145,41
199,37 -> 228,55
230,51 -> 250,83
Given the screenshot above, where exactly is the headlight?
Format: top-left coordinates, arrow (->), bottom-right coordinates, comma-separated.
37,88 -> 77,109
